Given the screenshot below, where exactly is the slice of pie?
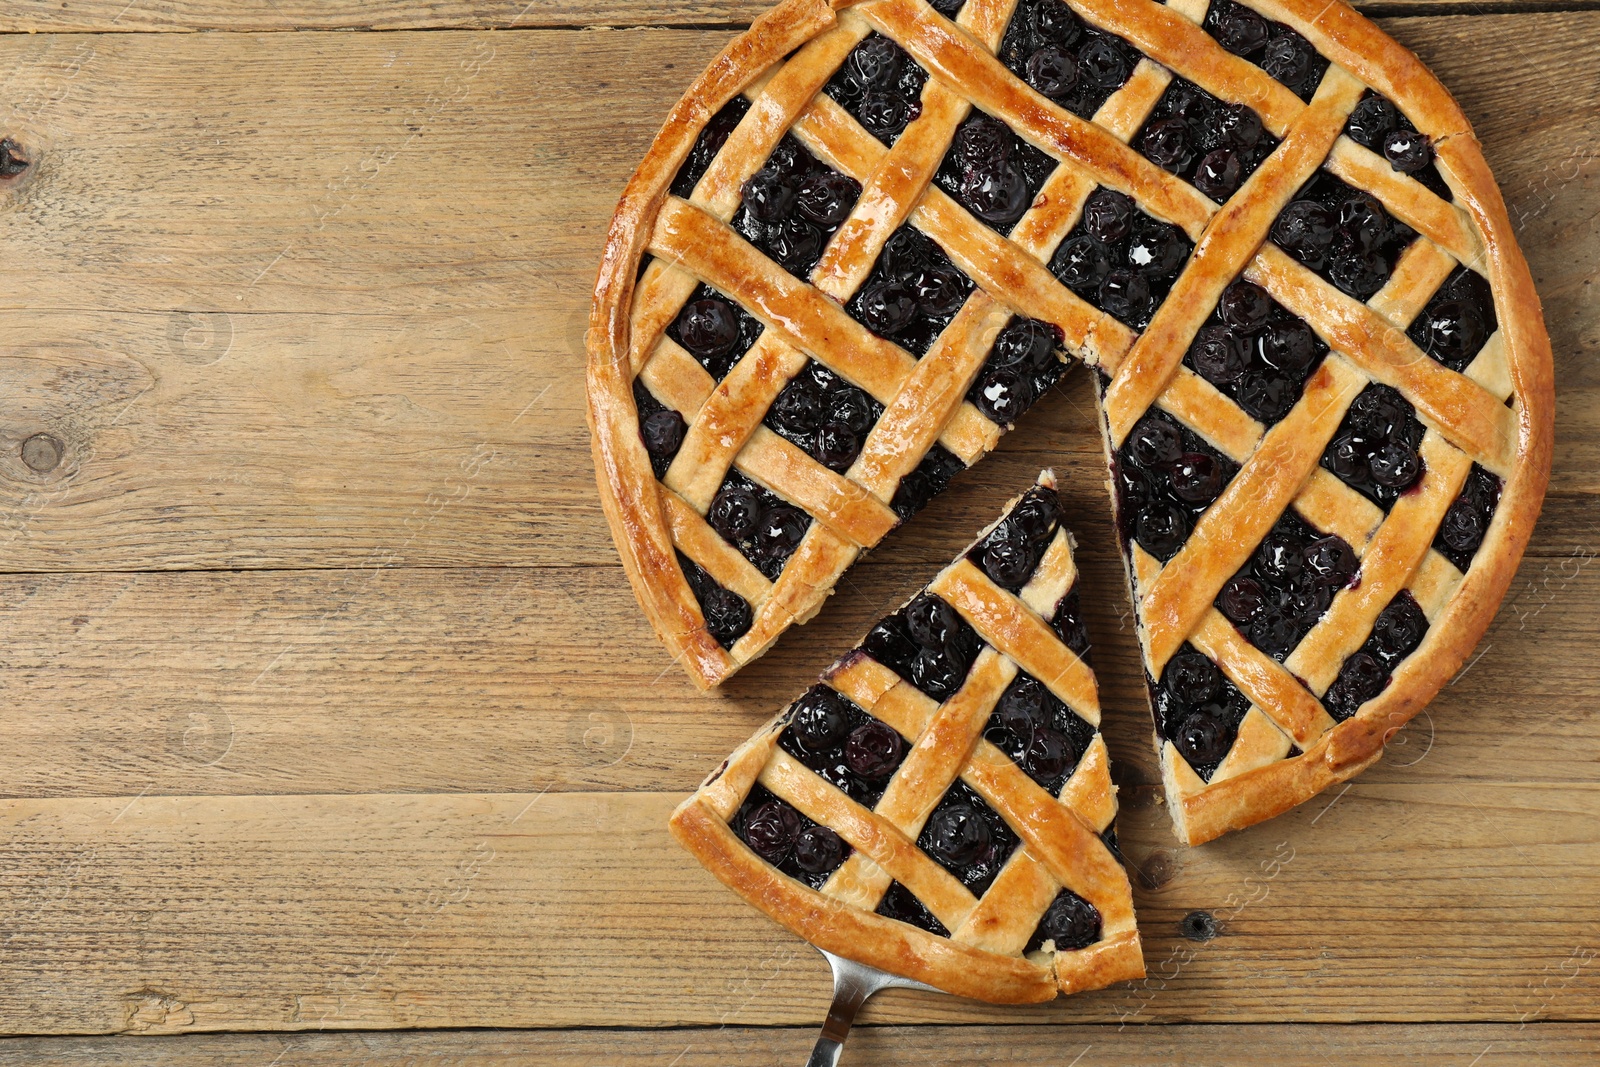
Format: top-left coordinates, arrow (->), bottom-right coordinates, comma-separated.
670,473 -> 1143,1002
591,0 -> 1551,837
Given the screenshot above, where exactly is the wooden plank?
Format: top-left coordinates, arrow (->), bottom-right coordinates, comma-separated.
0,780 -> 1593,1033
1,1023 -> 1596,1065
0,546 -> 1592,799
0,18 -> 1593,573
0,0 -> 1586,33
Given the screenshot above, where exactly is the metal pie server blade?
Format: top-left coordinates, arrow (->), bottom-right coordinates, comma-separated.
804,947 -> 941,1067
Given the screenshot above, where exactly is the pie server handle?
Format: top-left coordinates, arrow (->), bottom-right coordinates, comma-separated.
805,948 -> 940,1067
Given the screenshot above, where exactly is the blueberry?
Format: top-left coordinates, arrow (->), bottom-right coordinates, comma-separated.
863,617 -> 919,674
675,298 -> 741,360
795,170 -> 861,226
1337,192 -> 1389,255
1218,279 -> 1273,331
1422,298 -> 1489,366
1117,463 -> 1153,511
1099,268 -> 1154,325
1213,2 -> 1268,56
973,366 -> 1032,424
913,266 -> 968,319
1081,188 -> 1134,244
1235,370 -> 1297,422
790,686 -> 850,752
1035,890 -> 1101,950
1439,499 -> 1486,554
851,35 -> 903,90
1190,324 -> 1247,384
741,169 -> 797,223
1129,416 -> 1182,467
1024,727 -> 1073,782
815,422 -> 861,471
1348,386 -> 1407,437
1053,233 -> 1112,290
770,379 -> 822,435
1259,320 -> 1317,376
1218,574 -> 1266,623
1261,32 -> 1314,91
858,279 -> 918,337
1217,103 -> 1264,149
1370,596 -> 1427,664
1368,440 -> 1421,489
1249,606 -> 1300,658
793,826 -> 847,874
1137,502 -> 1190,559
1171,452 -> 1224,506
1139,116 -> 1192,172
991,318 -> 1060,370
1334,650 -> 1385,705
844,720 -> 906,781
952,114 -> 1011,169
1077,36 -> 1129,89
960,161 -> 1031,227
1255,529 -> 1304,583
1273,200 -> 1335,257
1166,649 -> 1221,705
702,585 -> 753,646
924,803 -> 990,866
996,675 -> 1048,737
1026,45 -> 1079,102
911,646 -> 967,700
641,409 -> 687,459
742,799 -> 802,863
906,592 -> 962,651
1193,148 -> 1243,200
708,484 -> 761,542
1175,711 -> 1229,766
1327,250 -> 1390,300
1383,129 -> 1432,174
1345,96 -> 1399,150
1031,0 -> 1083,47
1304,535 -> 1357,587
1008,488 -> 1061,543
757,503 -> 810,559
1325,432 -> 1371,483
981,522 -> 1037,587
1127,219 -> 1189,277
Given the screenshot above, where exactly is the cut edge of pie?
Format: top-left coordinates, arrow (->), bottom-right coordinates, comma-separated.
589,0 -> 1553,842
669,471 -> 1144,1003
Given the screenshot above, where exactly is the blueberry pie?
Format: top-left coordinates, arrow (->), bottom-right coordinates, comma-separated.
670,474 -> 1142,1001
591,0 -> 1551,839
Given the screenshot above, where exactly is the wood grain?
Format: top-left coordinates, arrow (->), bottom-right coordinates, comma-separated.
0,547 -> 1593,800
0,782 -> 1593,1033
0,4 -> 1592,1054
1,1023 -> 1595,1065
0,0 -> 1586,33
0,18 -> 1595,575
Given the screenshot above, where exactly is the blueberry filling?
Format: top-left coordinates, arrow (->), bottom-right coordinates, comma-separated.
1323,591 -> 1428,720
1320,383 -> 1426,510
983,671 -> 1096,794
846,226 -> 975,356
1407,267 -> 1497,373
1217,510 -> 1357,660
966,316 -> 1067,426
732,783 -> 852,889
670,95 -> 752,198
1203,0 -> 1328,102
676,550 -> 753,649
1025,887 -> 1103,952
917,780 -> 1020,896
1133,78 -> 1279,201
1051,187 -> 1193,330
764,361 -> 883,474
1344,92 -> 1451,200
1270,170 -> 1418,301
822,34 -> 931,147
1433,464 -> 1503,572
731,134 -> 862,279
861,593 -> 982,702
876,880 -> 950,936
1000,0 -> 1141,119
667,283 -> 765,381
968,484 -> 1063,590
1113,409 -> 1240,563
1185,278 -> 1329,425
1150,643 -> 1252,780
891,445 -> 967,521
778,684 -> 909,808
1051,585 -> 1093,664
1099,825 -> 1124,864
633,379 -> 686,479
933,112 -> 1058,235
707,470 -> 814,580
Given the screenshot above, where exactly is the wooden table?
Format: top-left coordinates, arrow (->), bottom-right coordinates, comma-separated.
0,0 -> 1594,1062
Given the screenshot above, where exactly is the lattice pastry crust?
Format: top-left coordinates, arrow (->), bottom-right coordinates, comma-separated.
670,472 -> 1142,1002
590,0 -> 1551,840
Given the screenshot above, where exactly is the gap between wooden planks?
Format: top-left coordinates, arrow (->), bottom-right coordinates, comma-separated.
0,5 -> 1591,1047
0,20 -> 1593,575
0,1023 -> 1595,1065
0,784 -> 1594,1033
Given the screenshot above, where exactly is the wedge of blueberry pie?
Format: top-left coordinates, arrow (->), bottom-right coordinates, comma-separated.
671,473 -> 1141,1001
592,0 -> 1551,840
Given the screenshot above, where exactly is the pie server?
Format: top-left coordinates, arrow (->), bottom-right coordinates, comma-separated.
804,947 -> 940,1067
